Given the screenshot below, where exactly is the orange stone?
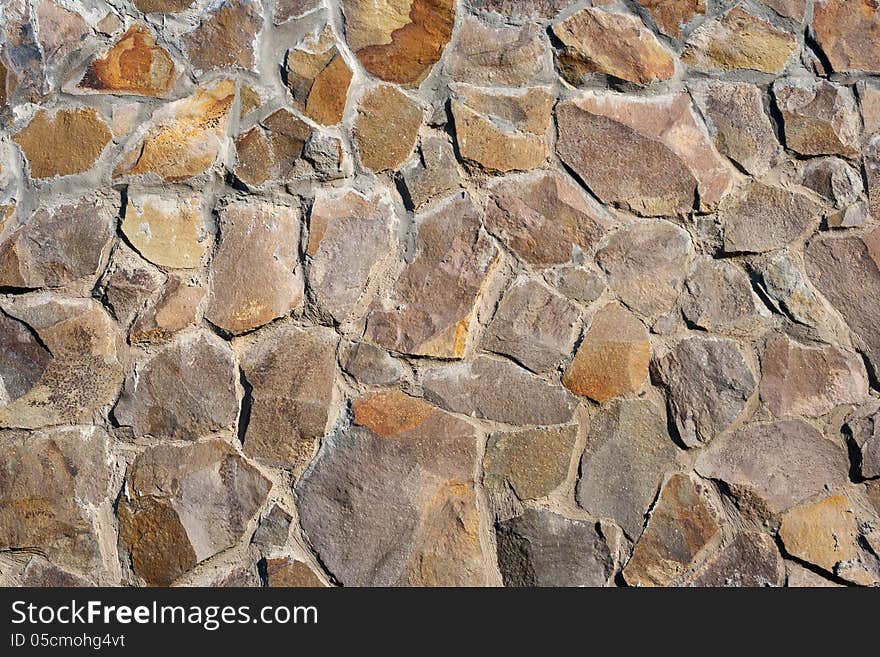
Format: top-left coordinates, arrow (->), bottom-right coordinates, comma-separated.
13,107 -> 111,178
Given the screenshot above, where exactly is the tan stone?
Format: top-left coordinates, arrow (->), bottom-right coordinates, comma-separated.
133,0 -> 193,11
264,558 -> 326,587
36,0 -> 88,63
484,425 -> 577,500
13,107 -> 110,179
284,26 -> 352,126
78,25 -> 177,97
122,191 -> 208,269
774,79 -> 861,158
445,16 -> 547,85
183,0 -> 263,74
98,246 -> 166,327
813,0 -> 880,73
779,494 -> 859,574
234,109 -> 311,186
130,276 -> 204,343
761,0 -> 806,21
637,0 -> 706,38
354,85 -> 423,171
721,182 -> 821,253
275,0 -> 321,23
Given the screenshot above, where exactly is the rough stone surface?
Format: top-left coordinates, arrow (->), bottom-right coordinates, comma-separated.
355,85 -> 422,172
681,259 -> 769,336
398,134 -> 462,210
778,493 -> 859,574
774,79 -> 861,158
638,0 -> 706,38
233,109 -> 313,186
122,191 -> 208,269
183,0 -> 263,75
78,25 -> 177,97
341,342 -> 404,385
484,425 -> 577,500
684,532 -> 783,587
284,26 -> 352,126
130,276 -> 204,343
446,16 -> 546,85
13,108 -> 111,178
813,0 -> 880,73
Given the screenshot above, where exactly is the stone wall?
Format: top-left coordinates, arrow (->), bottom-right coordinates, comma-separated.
1,0 -> 879,587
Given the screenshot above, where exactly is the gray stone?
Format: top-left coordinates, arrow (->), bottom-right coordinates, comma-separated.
802,158 -> 864,209
681,258 -> 769,336
484,425 -> 577,501
774,78 -> 861,158
252,505 -> 292,548
398,134 -> 462,211
722,182 -> 821,253
543,266 -> 605,305
0,309 -> 52,404
684,532 -> 783,587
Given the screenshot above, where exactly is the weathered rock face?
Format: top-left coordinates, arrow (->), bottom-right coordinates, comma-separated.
398,134 -> 462,211
637,0 -> 706,38
468,0 -> 575,20
446,17 -> 547,85
183,0 -> 263,75
778,493 -> 859,574
354,85 -> 422,171
130,276 -> 204,343
284,26 -> 352,126
297,391 -> 490,586
262,558 -> 325,587
78,25 -> 177,97
813,0 -> 880,73
681,259 -> 769,336
774,79 -> 861,158
484,425 -> 577,501
122,191 -> 208,269
683,532 -> 783,587
341,342 -> 404,385
13,107 -> 111,178
849,406 -> 880,480
233,109 -> 314,186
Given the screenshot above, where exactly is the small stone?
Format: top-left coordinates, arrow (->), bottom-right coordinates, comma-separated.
802,157 -> 864,209
122,191 -> 208,269
262,558 -> 325,587
119,441 -> 270,586
858,80 -> 880,136
98,246 -> 165,328
577,398 -> 680,539
364,194 -> 499,359
97,12 -> 123,35
681,258 -> 769,336
297,391 -> 490,586
695,420 -> 850,516
422,356 -> 577,425
0,197 -> 115,288
206,199 -> 302,335
252,505 -> 293,549
452,86 -> 552,173
130,276 -> 204,343
342,0 -> 456,87
849,407 -> 880,479
115,79 -> 235,181
275,0 -> 321,23
483,279 -> 580,373
398,133 -> 462,211
544,266 -> 605,305
13,107 -> 110,179
637,0 -> 706,38
111,103 -> 140,136
563,302 -> 649,402
445,16 -> 546,85
183,0 -> 263,74
354,85 -> 423,172
774,79 -> 861,158
77,25 -> 177,97
19,557 -> 91,587
484,426 -> 577,500
240,326 -> 338,470
812,0 -> 880,73
623,474 -> 722,587
596,221 -> 694,321
779,494 -> 859,574
721,182 -> 821,254
233,109 -> 312,186
36,1 -> 88,64
684,532 -> 783,587
866,136 -> 880,220
284,26 -> 352,126
342,342 -> 404,385
552,7 -> 676,86
760,0 -> 806,21
485,172 -> 614,268
238,84 -> 261,119
682,6 -> 797,73
0,310 -> 52,404
760,334 -> 868,418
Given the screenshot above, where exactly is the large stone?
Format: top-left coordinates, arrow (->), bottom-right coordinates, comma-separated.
563,302 -> 650,403
183,0 -> 263,74
802,157 -> 864,209
623,474 -> 722,587
240,326 -> 338,470
681,258 -> 769,336
552,7 -> 676,86
297,391 -> 490,586
206,199 -> 302,335
262,558 -> 325,587
760,335 -> 868,418
779,493 -> 859,575
482,278 -> 580,373
115,79 -> 234,181
695,420 -> 850,516
422,356 -> 577,425
0,197 -> 115,288
122,191 -> 208,269
0,310 -> 51,404
13,107 -> 110,179
364,194 -> 498,358
774,79 -> 861,158
119,441 -> 270,586
812,0 -> 880,73
130,276 -> 204,343
596,221 -> 693,320
114,331 -> 238,440
233,109 -> 312,186
637,0 -> 706,38
684,532 -> 783,587
342,0 -> 456,87
354,85 -> 422,172
652,336 -> 756,448
496,509 -> 617,587
445,17 -> 546,85
556,92 -> 732,215
721,182 -> 821,254
577,398 -> 680,539
284,26 -> 352,126
485,172 -> 613,268
398,133 -> 462,211
484,425 -> 577,501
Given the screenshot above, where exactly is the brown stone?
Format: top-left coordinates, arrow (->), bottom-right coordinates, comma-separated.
183,0 -> 263,74
78,25 -> 177,97
275,0 -> 321,23
544,266 -> 606,304
637,0 -> 706,38
779,494 -> 859,574
98,246 -> 165,327
263,558 -> 326,587
133,0 -> 193,11
0,309 -> 52,404
467,0 -> 575,20
858,80 -> 880,136
398,133 -> 462,211
19,557 -> 92,587
206,199 -> 303,335
36,0 -> 88,63
802,157 -> 864,209
866,136 -> 880,220
130,276 -> 204,343
813,0 -> 880,73
684,532 -> 783,587
13,107 -> 110,179
484,425 -> 577,500
252,505 -> 292,548
122,190 -> 208,269
233,109 -> 312,186
354,85 -> 423,171
284,26 -> 352,126
774,79 -> 861,158
553,7 -> 676,86
445,16 -> 546,85
760,0 -> 806,21
681,258 -> 769,336
341,342 -> 404,385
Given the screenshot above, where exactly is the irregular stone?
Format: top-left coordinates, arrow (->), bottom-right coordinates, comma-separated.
365,194 -> 498,359
849,407 -> 880,479
0,197 -> 115,288
19,557 -> 91,587
0,426 -> 113,576
263,558 -> 325,586
552,7 -> 675,86
485,172 -> 613,268
119,441 -> 270,586
252,505 -> 293,548
114,331 -> 238,440
760,0 -> 806,21
398,133 -> 462,211
445,16 -> 546,85
354,85 -> 423,172
637,0 -> 706,37
623,474 -> 721,587
779,494 -> 859,574
206,199 -> 302,335
695,81 -> 779,176
468,0 -> 575,20
0,310 -> 51,404
96,12 -> 123,35
78,24 -> 177,97
35,0 -> 88,64
760,335 -> 868,418
183,0 -> 263,74
452,86 -> 552,173
544,266 -> 606,305
684,532 -> 783,587
122,191 -> 208,269
307,189 -> 396,323
787,561 -> 842,587
682,6 -> 797,73
111,103 -> 141,136
596,221 -> 693,320
563,302 -> 649,402
240,326 -> 338,470
774,79 -> 861,158
342,0 -> 456,87
556,92 -> 732,215
133,0 -> 193,11
284,26 -> 352,126
695,420 -> 850,516
867,135 -> 880,220
99,246 -> 165,326
422,356 -> 577,425
812,0 -> 880,73
484,426 -> 577,500
0,9 -> 46,110
802,157 -> 864,209
858,80 -> 880,136
341,342 -> 403,385
233,109 -> 312,186
130,276 -> 204,343
13,107 -> 110,178
652,336 -> 756,448
828,203 -> 869,229
297,391 -> 490,586
298,131 -> 348,181
721,182 -> 821,254
238,84 -> 261,119
681,258 -> 769,336
0,296 -> 123,429
275,0 -> 321,23
577,398 -> 680,538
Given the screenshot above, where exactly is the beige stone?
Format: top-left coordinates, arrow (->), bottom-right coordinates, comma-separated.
813,0 -> 880,73
122,191 -> 208,269
284,26 -> 352,126
354,85 -> 423,172
13,107 -> 111,179
779,494 -> 859,574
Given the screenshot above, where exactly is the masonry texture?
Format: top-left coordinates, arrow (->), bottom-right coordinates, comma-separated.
1,0 -> 880,588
